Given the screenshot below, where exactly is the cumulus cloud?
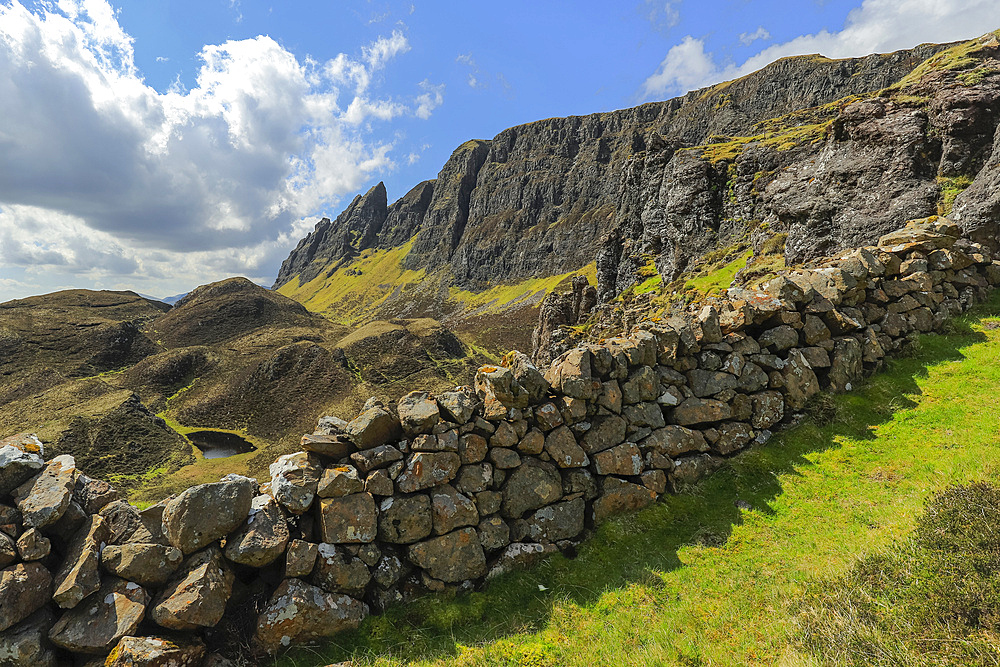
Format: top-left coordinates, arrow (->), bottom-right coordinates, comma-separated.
0,1 -> 443,300
642,0 -> 998,99
739,27 -> 770,46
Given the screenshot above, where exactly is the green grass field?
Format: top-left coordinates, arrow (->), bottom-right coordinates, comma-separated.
280,293 -> 1000,667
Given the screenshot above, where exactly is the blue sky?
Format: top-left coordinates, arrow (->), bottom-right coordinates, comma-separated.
0,0 -> 994,300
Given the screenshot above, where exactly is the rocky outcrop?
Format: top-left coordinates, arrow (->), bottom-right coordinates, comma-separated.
275,37 -> 1000,317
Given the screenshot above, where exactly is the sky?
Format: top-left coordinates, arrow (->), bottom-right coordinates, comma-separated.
0,0 -> 996,301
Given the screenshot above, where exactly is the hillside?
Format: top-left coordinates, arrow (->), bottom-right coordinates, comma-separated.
275,33 -> 1000,357
0,279 -> 478,494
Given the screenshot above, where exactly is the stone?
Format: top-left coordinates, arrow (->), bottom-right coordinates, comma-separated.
345,407 -> 402,450
800,346 -> 831,368
455,463 -> 493,494
285,539 -> 319,578
686,369 -> 738,397
0,532 -> 15,568
544,426 -> 589,468
489,447 -> 521,470
163,475 -> 256,554
0,609 -> 56,667
224,494 -> 290,567
738,362 -> 770,393
476,365 -> 530,410
101,543 -> 183,587
828,337 -> 864,393
53,515 -> 108,609
436,389 -> 479,424
696,305 -> 723,343
396,452 -> 461,493
96,500 -> 143,545
641,470 -> 668,494
365,469 -> 395,496
642,426 -> 709,458
878,217 -> 958,253
45,500 -> 85,543
408,527 -> 486,582
132,502 -> 169,546
489,421 -> 519,448
751,391 -> 785,429
503,351 -> 552,402
545,348 -> 596,400
72,473 -> 119,515
317,465 -> 365,498
579,414 -> 627,454
0,563 -> 52,632
15,528 -> 48,561
477,516 -> 510,552
533,402 -> 564,431
430,484 -> 479,535
501,460 -> 563,519
520,497 -> 584,542
150,546 -> 234,631
671,398 -> 732,426
592,477 -> 657,523
48,577 -> 148,655
397,391 -> 441,435
597,380 -> 623,414
621,366 -> 659,404
782,349 -> 820,411
14,455 -> 75,529
105,636 -> 206,667
758,325 -> 799,352
0,434 -> 45,497
802,315 -> 831,345
253,578 -> 368,655
458,434 -> 488,464
378,494 -> 432,544
517,429 -> 545,455
312,543 -> 371,594
269,452 -> 321,515
593,442 -> 643,476
300,434 -> 354,459
623,401 -> 666,429
317,493 -> 376,544
350,444 -> 404,473
372,553 -> 406,589
669,455 -> 721,487
487,542 -> 558,580
713,422 -> 754,455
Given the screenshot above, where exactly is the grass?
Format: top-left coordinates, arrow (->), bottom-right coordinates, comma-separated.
938,175 -> 975,216
683,248 -> 753,295
278,291 -> 1000,667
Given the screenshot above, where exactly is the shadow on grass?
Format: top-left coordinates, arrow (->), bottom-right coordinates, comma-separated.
279,295 -> 1000,667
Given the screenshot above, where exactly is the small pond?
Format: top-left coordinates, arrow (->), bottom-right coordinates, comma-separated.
187,430 -> 256,459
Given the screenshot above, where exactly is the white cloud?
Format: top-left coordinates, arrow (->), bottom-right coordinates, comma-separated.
0,1 -> 441,301
739,27 -> 770,46
455,52 -> 510,94
644,0 -> 680,31
415,79 -> 444,119
642,0 -> 998,99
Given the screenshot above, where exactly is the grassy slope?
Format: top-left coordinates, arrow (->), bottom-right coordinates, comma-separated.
281,292 -> 1000,667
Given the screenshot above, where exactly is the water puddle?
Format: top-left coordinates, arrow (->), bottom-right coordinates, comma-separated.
187,430 -> 256,459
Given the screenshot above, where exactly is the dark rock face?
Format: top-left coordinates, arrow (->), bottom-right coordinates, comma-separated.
275,41 -> 967,301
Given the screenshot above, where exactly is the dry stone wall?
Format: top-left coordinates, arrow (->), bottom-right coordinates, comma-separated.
1,216 -> 999,665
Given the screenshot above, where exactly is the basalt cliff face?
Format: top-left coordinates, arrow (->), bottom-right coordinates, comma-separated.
275,33 -> 1000,326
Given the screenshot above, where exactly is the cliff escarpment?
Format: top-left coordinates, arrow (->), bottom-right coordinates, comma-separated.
275,34 -> 1000,332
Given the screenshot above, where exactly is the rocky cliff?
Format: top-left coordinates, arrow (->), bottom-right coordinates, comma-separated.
275,34 -> 1000,323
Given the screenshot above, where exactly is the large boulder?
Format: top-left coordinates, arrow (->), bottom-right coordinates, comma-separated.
782,349 -> 820,410
253,578 -> 368,655
544,348 -> 597,400
13,455 -> 76,529
105,636 -> 206,667
317,493 -> 377,544
436,388 -> 479,424
345,407 -> 402,450
378,494 -> 432,544
0,563 -> 53,632
408,527 -> 487,582
592,442 -> 644,476
162,475 -> 255,554
0,608 -> 56,667
686,369 -> 738,397
101,543 -> 184,587
48,577 -> 148,654
224,494 -> 290,567
150,546 -> 234,631
312,543 -> 371,595
269,453 -> 321,515
501,460 -> 562,519
0,434 -> 45,496
827,337 -> 864,393
52,515 -> 109,609
397,391 -> 441,435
